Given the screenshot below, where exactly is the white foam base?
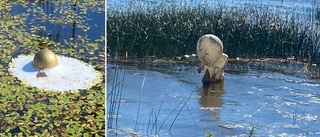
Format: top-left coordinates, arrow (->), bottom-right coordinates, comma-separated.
9,55 -> 102,92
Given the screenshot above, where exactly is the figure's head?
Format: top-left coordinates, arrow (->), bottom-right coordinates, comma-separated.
196,34 -> 223,66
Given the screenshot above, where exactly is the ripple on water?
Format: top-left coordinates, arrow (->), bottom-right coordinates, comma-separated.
275,106 -> 318,121
310,96 -> 320,104
276,86 -> 293,91
301,83 -> 320,87
282,124 -> 300,128
200,107 -> 221,111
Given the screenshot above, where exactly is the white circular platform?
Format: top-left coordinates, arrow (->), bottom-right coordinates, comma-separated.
9,55 -> 102,92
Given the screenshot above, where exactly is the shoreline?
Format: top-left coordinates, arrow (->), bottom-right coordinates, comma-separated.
107,57 -> 320,79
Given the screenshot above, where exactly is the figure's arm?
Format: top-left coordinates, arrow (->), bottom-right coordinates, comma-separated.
198,64 -> 204,73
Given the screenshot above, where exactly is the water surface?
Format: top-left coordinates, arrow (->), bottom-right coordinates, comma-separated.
107,62 -> 320,136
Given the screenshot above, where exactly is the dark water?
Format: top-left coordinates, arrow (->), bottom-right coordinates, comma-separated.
107,62 -> 320,136
11,1 -> 104,46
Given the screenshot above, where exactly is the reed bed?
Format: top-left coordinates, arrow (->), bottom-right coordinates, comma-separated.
107,0 -> 320,64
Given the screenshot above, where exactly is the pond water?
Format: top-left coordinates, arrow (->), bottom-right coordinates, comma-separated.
11,1 -> 105,44
107,62 -> 320,136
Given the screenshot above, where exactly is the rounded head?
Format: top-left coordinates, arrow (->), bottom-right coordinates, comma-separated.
33,49 -> 58,69
196,34 -> 223,66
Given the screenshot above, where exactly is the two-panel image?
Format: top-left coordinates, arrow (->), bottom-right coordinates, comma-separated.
1,0 -> 320,136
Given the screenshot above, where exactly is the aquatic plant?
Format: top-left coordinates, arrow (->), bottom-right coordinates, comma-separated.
248,125 -> 256,137
107,0 -> 320,64
205,131 -> 214,137
0,0 -> 105,136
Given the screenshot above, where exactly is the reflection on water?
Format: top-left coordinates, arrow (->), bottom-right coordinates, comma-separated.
199,82 -> 224,119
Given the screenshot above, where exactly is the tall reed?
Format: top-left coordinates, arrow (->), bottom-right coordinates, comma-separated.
107,66 -> 125,128
107,1 -> 320,63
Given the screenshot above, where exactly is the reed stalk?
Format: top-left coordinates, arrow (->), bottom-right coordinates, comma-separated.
108,1 -> 320,64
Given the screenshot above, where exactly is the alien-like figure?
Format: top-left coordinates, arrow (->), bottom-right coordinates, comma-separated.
197,34 -> 228,83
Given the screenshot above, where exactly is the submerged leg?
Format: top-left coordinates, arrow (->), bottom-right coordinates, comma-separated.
202,69 -> 211,83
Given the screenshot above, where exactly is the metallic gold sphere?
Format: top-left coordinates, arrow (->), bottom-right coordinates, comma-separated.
32,49 -> 58,69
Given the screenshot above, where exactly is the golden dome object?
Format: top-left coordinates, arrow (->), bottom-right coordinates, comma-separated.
32,49 -> 58,69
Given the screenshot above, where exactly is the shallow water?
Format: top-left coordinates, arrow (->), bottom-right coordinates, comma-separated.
107,62 -> 320,136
